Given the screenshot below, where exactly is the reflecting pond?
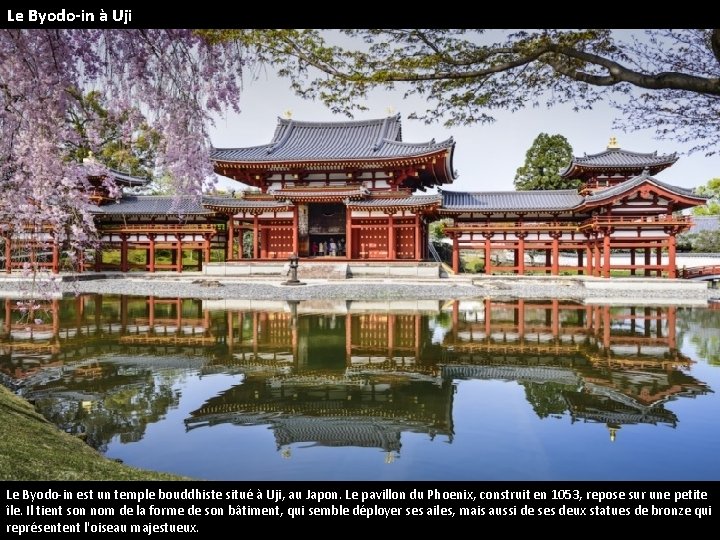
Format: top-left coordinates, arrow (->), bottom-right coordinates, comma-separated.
2,296 -> 719,480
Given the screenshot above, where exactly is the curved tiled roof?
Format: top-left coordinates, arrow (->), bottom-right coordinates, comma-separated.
688,216 -> 720,234
202,196 -> 293,210
347,194 -> 442,208
561,147 -> 677,178
91,196 -> 210,215
584,171 -> 706,205
440,190 -> 584,213
108,169 -> 151,187
211,115 -> 453,162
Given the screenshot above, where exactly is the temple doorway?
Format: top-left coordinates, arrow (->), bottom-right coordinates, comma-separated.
308,203 -> 346,257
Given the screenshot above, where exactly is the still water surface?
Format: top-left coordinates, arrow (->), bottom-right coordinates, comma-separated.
2,296 -> 719,480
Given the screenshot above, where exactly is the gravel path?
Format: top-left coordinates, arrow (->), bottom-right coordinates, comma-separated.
0,274 -> 720,304
0,275 -> 716,303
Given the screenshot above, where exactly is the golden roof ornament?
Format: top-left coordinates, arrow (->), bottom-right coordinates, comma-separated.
607,136 -> 620,149
282,109 -> 293,119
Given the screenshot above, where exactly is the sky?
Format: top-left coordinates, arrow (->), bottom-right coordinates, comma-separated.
208,61 -> 718,194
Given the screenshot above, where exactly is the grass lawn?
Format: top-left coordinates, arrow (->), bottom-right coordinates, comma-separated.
0,386 -> 185,480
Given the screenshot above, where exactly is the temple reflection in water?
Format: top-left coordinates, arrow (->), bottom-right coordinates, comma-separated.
0,295 -> 711,455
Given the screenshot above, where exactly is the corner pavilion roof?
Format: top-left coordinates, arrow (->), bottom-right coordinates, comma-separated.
561,145 -> 678,179
583,171 -> 707,207
107,168 -> 151,187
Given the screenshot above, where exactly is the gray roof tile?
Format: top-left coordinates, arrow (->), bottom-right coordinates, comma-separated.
561,147 -> 677,177
202,196 -> 293,210
269,187 -> 369,200
688,216 -> 720,234
440,190 -> 584,212
211,115 -> 453,162
92,196 -> 210,216
348,194 -> 442,208
108,168 -> 151,187
584,171 -> 706,204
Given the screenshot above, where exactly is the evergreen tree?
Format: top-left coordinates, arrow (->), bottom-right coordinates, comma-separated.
514,133 -> 578,191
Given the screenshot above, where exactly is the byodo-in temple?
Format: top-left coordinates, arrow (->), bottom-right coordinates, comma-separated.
0,296 -> 710,452
0,116 -> 708,277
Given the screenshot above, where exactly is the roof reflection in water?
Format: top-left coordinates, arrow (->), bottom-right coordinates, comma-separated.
0,295 -> 712,454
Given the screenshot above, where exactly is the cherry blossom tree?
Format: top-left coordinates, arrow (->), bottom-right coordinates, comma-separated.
0,29 -> 246,277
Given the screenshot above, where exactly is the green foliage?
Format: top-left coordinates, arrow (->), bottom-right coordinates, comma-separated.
677,308 -> 720,365
429,219 -> 452,241
691,230 -> 720,252
65,90 -> 160,177
692,178 -> 720,215
463,254 -> 485,273
522,382 -> 574,419
0,386 -> 182,480
136,174 -> 175,196
205,30 -> 720,155
514,133 -> 579,190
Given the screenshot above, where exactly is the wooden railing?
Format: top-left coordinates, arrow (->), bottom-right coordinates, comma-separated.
580,215 -> 692,229
445,223 -> 578,232
681,265 -> 720,279
100,224 -> 217,233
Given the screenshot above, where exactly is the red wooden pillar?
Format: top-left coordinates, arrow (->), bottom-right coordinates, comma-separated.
148,296 -> 155,327
668,234 -> 677,278
346,209 -> 353,260
176,236 -> 183,273
5,235 -> 12,274
345,313 -> 352,364
387,314 -> 395,359
551,237 -> 559,275
544,249 -> 551,275
94,247 -> 102,272
585,241 -> 593,276
227,215 -> 235,260
387,213 -> 395,260
120,235 -> 128,272
227,311 -> 234,355
667,306 -> 677,350
484,298 -> 492,336
452,234 -> 459,274
4,298 -> 10,332
204,234 -> 211,264
517,298 -> 525,337
253,214 -> 259,259
517,235 -> 526,274
593,242 -> 601,277
120,295 -> 128,332
630,249 -> 636,276
148,234 -> 155,272
51,239 -> 59,274
656,247 -> 662,277
603,234 -> 611,278
644,248 -> 651,276
602,305 -> 611,348
414,213 -> 421,260
4,236 -> 10,274
451,300 -> 459,341
292,205 -> 299,255
577,249 -> 584,275
484,237 -> 492,274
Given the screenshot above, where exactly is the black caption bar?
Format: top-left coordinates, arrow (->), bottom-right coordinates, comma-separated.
2,481 -> 717,532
